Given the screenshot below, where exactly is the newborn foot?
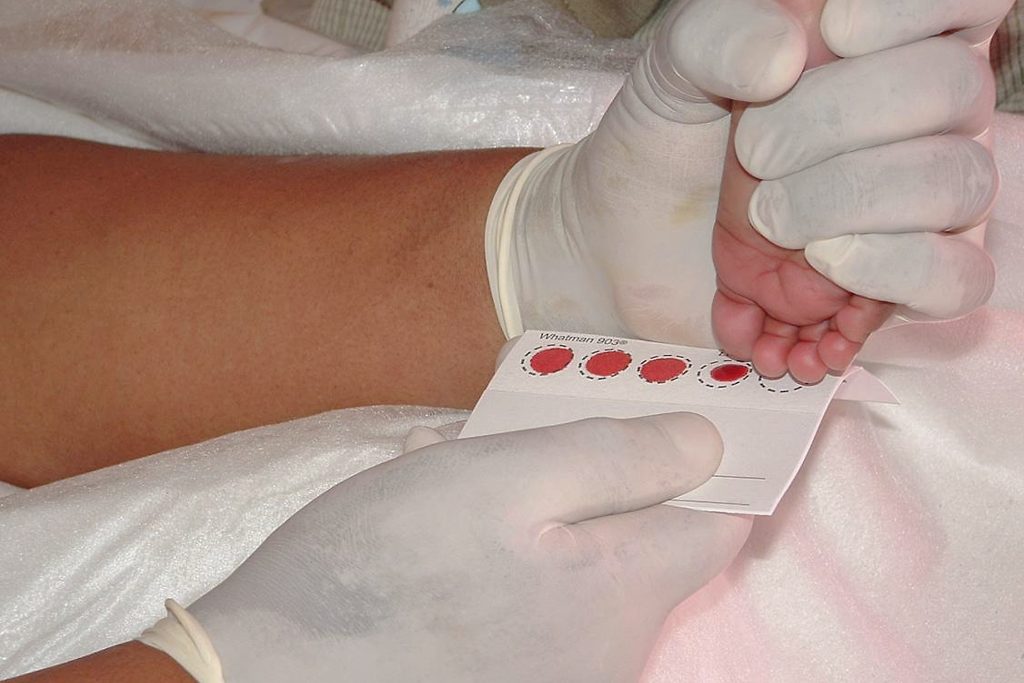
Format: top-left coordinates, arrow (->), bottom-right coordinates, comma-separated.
710,2 -> 894,384
711,119 -> 895,383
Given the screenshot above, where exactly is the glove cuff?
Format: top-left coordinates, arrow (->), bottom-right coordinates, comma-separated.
138,599 -> 225,683
484,144 -> 572,339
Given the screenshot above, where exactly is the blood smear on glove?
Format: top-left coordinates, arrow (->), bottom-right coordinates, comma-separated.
639,356 -> 689,383
528,346 -> 574,375
584,350 -> 632,378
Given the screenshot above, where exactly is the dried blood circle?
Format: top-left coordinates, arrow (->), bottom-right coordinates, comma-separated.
639,357 -> 688,383
709,363 -> 749,383
585,350 -> 632,377
529,347 -> 574,375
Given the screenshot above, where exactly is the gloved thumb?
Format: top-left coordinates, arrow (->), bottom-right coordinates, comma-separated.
638,0 -> 808,125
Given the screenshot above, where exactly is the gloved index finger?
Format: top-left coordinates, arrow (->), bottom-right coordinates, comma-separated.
821,0 -> 1015,56
628,0 -> 809,128
461,413 -> 723,525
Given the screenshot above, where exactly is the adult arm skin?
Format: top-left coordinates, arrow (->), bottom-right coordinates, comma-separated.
0,135 -> 529,486
6,642 -> 190,683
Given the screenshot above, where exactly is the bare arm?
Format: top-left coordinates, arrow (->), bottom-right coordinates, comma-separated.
7,643 -> 191,683
0,135 -> 530,486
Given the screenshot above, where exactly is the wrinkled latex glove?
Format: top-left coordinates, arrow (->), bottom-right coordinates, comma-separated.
486,0 -> 1008,381
171,414 -> 749,682
713,0 -> 1012,381
802,0 -> 1014,307
486,0 -> 809,349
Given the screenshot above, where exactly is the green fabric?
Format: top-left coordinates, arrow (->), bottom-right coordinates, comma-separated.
632,0 -> 672,47
548,0 -> 660,38
308,0 -> 390,51
992,1 -> 1024,113
480,0 -> 660,38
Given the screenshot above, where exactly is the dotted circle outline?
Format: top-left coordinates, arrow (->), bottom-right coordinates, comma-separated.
578,348 -> 633,381
697,360 -> 753,389
520,344 -> 574,377
636,355 -> 692,385
757,375 -> 806,394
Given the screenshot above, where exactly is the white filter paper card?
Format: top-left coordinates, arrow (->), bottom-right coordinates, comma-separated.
460,331 -> 897,515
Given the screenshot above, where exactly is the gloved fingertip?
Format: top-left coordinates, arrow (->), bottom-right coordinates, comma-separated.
819,0 -> 860,57
748,182 -> 804,249
912,250 -> 996,319
804,234 -> 857,280
403,426 -> 448,454
642,412 -> 724,482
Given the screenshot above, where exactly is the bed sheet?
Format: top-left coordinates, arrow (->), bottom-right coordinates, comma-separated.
0,0 -> 635,154
1,1 -> 1023,679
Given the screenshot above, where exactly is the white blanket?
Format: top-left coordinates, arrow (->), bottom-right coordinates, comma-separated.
0,0 -> 634,154
1,1 -> 1022,679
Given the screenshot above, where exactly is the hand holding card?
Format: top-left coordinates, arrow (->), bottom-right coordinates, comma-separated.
461,331 -> 896,515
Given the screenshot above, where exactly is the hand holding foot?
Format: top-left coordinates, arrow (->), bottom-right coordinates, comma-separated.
486,0 -> 1009,383
486,0 -> 811,347
712,0 -> 1010,382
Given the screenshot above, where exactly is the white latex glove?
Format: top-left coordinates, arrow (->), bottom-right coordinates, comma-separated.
486,0 -> 1009,347
141,414 -> 750,682
740,0 -> 1014,319
486,0 -> 809,347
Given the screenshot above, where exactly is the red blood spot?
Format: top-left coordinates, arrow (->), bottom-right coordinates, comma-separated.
709,363 -> 749,383
529,347 -> 574,375
585,350 -> 632,377
639,357 -> 688,383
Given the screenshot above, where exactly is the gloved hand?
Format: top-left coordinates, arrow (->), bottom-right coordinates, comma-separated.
797,0 -> 1014,306
140,414 -> 750,682
712,0 -> 1012,380
485,0 -> 808,349
486,0 -> 1008,380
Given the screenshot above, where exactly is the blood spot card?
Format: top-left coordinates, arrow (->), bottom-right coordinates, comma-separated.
460,330 -> 897,515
